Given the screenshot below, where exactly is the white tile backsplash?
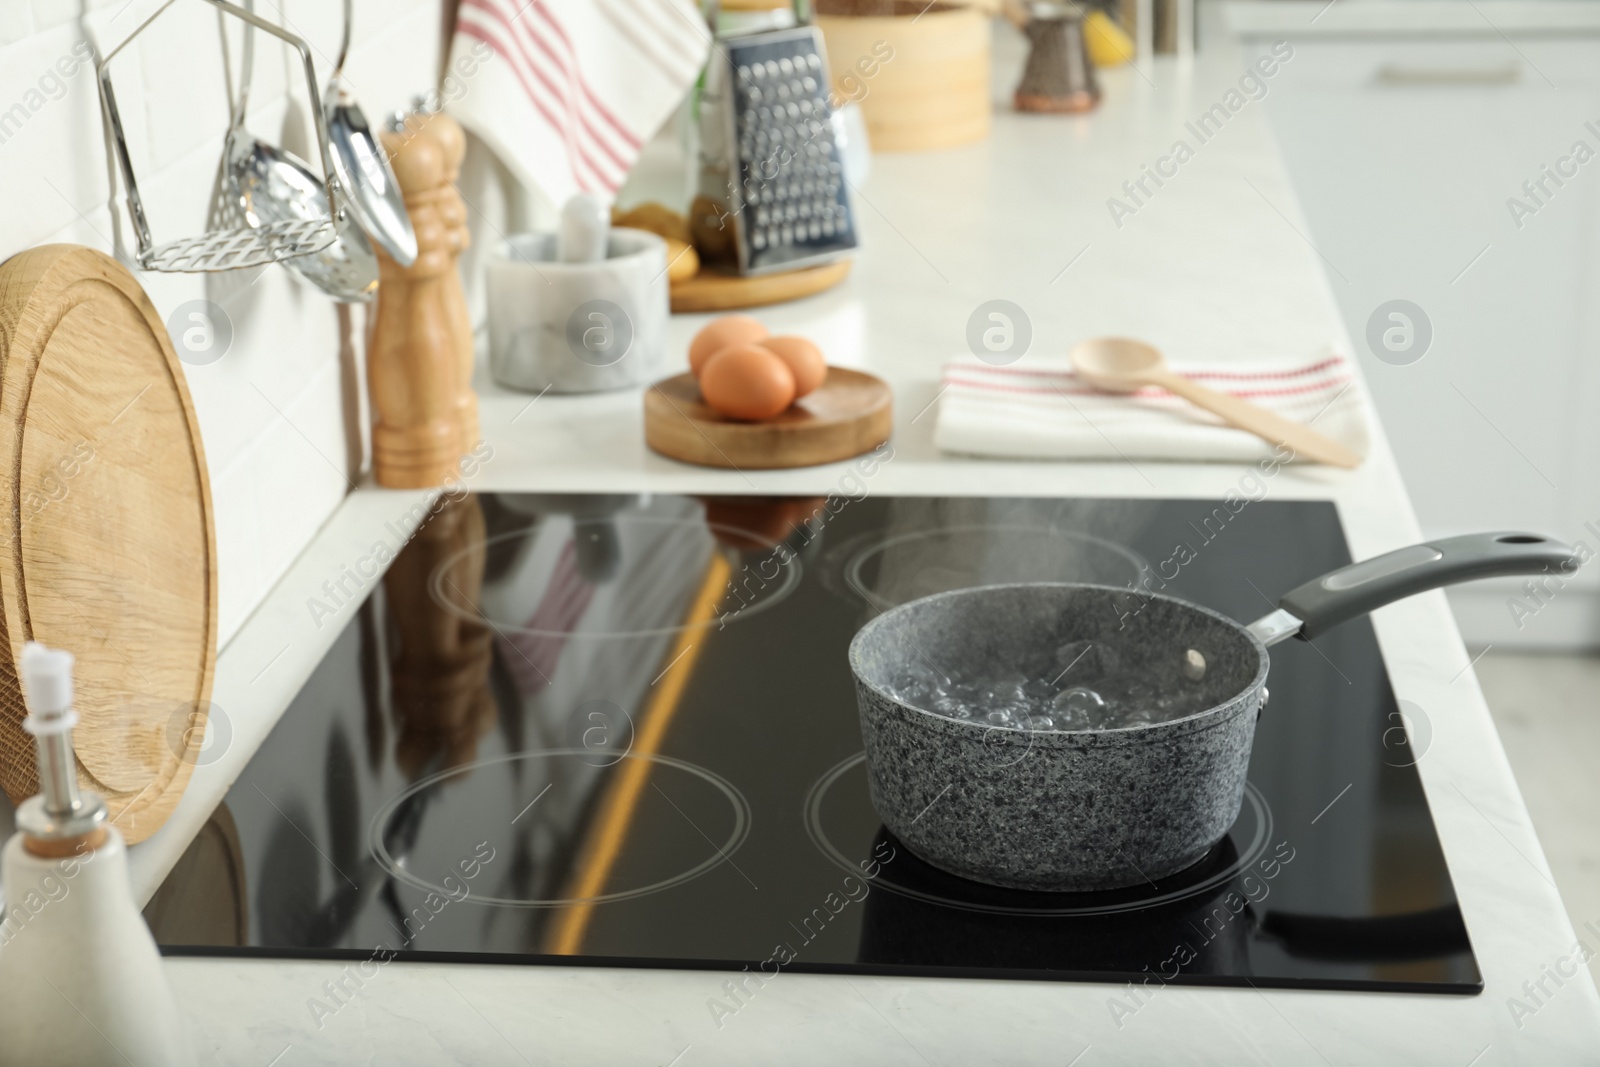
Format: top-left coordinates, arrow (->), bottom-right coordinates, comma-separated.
30,0 -> 79,33
245,356 -> 359,589
130,0 -> 235,174
1,4 -> 38,46
1,0 -> 448,650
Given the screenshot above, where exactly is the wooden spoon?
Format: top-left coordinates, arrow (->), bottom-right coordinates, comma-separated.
1069,338 -> 1361,469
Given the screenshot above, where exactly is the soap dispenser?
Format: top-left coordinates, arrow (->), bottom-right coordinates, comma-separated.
0,643 -> 194,1066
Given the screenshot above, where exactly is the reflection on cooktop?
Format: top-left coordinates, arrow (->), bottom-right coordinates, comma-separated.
370,750 -> 751,910
837,523 -> 1146,610
148,493 -> 1481,994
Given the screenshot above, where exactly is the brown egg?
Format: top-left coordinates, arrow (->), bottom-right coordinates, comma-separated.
700,344 -> 796,421
757,336 -> 826,397
688,315 -> 768,377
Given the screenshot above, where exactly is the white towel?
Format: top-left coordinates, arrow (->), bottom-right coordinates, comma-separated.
934,353 -> 1371,463
446,0 -> 710,204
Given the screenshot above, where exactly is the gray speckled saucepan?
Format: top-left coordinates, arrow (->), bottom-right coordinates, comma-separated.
849,532 -> 1577,892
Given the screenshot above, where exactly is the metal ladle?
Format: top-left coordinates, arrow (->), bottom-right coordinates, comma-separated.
223,0 -> 378,302
325,0 -> 417,266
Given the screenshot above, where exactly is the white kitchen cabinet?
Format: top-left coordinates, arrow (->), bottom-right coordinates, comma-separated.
1232,15 -> 1600,648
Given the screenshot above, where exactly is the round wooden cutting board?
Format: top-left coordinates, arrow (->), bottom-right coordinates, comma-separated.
669,260 -> 851,314
0,245 -> 217,843
644,366 -> 892,469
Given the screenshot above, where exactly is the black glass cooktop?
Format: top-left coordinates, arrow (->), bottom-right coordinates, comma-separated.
151,492 -> 1481,994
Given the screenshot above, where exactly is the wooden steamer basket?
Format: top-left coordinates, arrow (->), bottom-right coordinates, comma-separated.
816,0 -> 991,152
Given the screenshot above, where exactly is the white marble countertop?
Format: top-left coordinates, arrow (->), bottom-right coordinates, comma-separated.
137,11 -> 1600,1065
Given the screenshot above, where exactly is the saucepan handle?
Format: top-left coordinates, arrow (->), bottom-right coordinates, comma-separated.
1251,532 -> 1579,645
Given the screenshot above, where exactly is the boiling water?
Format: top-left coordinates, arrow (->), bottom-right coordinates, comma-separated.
880,640 -> 1215,731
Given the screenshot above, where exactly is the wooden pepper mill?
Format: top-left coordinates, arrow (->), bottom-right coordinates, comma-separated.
427,114 -> 480,455
369,111 -> 480,488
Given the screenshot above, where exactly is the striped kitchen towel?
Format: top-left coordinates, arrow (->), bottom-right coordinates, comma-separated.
447,0 -> 710,204
498,537 -> 595,695
934,353 -> 1371,463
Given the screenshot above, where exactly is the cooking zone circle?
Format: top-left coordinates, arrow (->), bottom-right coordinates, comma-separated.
427,514 -> 802,638
803,753 -> 1272,917
839,524 -> 1148,611
370,750 -> 752,907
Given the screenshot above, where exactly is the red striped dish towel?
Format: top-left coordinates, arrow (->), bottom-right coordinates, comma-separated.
934,354 -> 1371,463
447,0 -> 710,204
498,539 -> 595,695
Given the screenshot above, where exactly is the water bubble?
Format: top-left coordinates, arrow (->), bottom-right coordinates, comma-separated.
1049,687 -> 1106,730
883,656 -> 1215,733
1053,686 -> 1105,714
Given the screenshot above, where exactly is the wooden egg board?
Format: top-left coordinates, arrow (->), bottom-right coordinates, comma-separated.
644,366 -> 892,469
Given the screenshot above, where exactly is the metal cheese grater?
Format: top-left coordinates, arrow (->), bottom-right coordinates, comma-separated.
695,13 -> 859,276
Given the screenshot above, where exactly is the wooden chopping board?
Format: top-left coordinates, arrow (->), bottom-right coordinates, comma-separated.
644,367 -> 892,469
669,260 -> 851,314
0,245 -> 217,843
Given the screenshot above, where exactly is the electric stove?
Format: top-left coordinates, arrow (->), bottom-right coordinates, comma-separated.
151,492 -> 1482,994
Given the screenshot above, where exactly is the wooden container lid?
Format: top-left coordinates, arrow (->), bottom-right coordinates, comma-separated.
816,0 -> 992,153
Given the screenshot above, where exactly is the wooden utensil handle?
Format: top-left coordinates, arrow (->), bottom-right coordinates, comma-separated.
1150,371 -> 1361,469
